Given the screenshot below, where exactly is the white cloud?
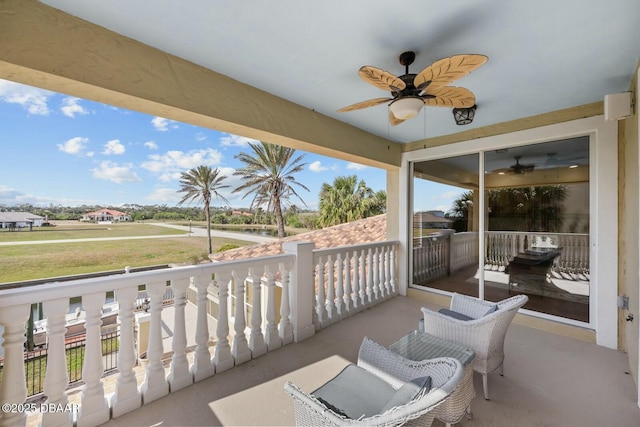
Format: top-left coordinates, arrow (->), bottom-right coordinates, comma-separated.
196,132 -> 207,141
57,137 -> 89,155
309,161 -> 328,172
141,148 -> 223,175
91,161 -> 142,184
144,141 -> 158,150
220,134 -> 258,147
151,116 -> 178,131
0,80 -> 53,115
146,188 -> 182,203
434,190 -> 462,200
61,97 -> 89,118
0,185 -> 96,207
347,162 -> 367,171
102,139 -> 126,155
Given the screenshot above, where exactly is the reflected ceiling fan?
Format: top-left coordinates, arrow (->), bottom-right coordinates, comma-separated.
493,156 -> 536,175
337,51 -> 488,126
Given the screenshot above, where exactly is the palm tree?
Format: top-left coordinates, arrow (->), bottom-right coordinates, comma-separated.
177,165 -> 230,254
318,175 -> 386,227
233,142 -> 308,238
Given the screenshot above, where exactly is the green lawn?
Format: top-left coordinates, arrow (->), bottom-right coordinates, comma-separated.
0,221 -> 185,242
0,235 -> 252,283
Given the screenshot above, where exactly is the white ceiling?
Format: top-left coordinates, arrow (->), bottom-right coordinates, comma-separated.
41,0 -> 640,144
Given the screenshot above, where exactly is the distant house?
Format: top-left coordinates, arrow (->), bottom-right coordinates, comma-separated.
82,208 -> 131,223
413,211 -> 452,230
0,212 -> 45,229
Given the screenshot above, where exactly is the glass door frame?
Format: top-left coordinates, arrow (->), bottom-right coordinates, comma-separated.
399,116 -> 618,348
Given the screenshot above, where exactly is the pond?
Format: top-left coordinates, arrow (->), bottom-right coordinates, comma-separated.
210,226 -> 294,237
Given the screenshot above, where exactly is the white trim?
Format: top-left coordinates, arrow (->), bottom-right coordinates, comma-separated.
402,115 -> 618,349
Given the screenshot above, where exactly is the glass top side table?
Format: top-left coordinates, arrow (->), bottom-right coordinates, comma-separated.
389,331 -> 476,425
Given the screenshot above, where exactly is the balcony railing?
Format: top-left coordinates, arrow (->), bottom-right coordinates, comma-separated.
413,231 -> 589,284
0,240 -> 398,427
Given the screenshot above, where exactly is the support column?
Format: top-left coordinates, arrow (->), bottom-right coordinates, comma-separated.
0,304 -> 30,427
283,241 -> 315,342
76,292 -> 109,427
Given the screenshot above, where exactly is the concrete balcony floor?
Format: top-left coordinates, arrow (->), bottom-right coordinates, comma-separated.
96,295 -> 638,426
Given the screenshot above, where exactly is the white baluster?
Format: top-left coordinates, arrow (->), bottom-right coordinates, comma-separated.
315,257 -> 329,328
76,292 -> 109,427
167,278 -> 192,392
342,251 -> 352,316
367,248 -> 376,305
326,255 -> 338,323
191,275 -> 215,381
248,268 -> 267,357
383,245 -> 391,297
111,286 -> 141,418
213,271 -> 234,372
278,263 -> 294,345
231,270 -> 251,364
390,245 -> 397,294
335,253 -> 346,319
373,247 -> 382,303
264,265 -> 281,350
360,249 -> 369,308
42,297 -> 72,427
140,282 -> 169,404
369,247 -> 379,303
351,250 -> 362,312
0,304 -> 30,427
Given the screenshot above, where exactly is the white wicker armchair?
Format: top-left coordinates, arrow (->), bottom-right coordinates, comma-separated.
421,293 -> 528,400
284,337 -> 463,426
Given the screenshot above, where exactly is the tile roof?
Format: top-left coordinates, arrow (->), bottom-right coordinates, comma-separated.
210,214 -> 387,262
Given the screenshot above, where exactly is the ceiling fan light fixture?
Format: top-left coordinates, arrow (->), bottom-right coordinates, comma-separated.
453,104 -> 477,125
389,97 -> 424,120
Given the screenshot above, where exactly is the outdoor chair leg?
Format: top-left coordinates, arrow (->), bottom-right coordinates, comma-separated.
482,374 -> 490,400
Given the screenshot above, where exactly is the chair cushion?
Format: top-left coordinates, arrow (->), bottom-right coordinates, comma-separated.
438,308 -> 474,321
312,364 -> 395,419
381,376 -> 432,413
483,304 -> 499,316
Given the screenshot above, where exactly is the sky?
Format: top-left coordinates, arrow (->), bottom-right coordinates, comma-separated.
0,79 -> 461,212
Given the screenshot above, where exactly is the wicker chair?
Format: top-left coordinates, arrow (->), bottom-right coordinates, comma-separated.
284,337 -> 463,426
421,293 -> 528,400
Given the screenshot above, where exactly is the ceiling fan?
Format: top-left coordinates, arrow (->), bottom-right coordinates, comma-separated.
493,156 -> 536,175
337,51 -> 488,126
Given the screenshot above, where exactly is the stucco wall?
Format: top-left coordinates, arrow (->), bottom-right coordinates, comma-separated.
619,64 -> 639,387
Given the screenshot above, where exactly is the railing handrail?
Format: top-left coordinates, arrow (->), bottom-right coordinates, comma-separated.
485,230 -> 589,237
0,252 -> 295,308
312,240 -> 400,259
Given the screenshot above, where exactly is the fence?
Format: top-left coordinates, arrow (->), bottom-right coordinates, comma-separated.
0,327 -> 120,397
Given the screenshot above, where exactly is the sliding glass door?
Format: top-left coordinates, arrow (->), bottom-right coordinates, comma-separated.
411,136 -> 590,323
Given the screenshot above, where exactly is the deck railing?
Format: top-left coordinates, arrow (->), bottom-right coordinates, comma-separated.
413,230 -> 589,284
0,240 -> 398,427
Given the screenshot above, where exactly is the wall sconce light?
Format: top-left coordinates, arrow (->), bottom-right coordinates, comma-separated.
453,104 -> 477,125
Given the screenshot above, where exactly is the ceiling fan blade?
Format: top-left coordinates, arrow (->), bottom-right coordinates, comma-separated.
358,66 -> 406,92
337,97 -> 392,112
389,110 -> 405,126
414,54 -> 488,90
422,86 -> 476,108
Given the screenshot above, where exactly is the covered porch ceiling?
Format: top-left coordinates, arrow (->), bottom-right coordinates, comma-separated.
1,1 -> 639,169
